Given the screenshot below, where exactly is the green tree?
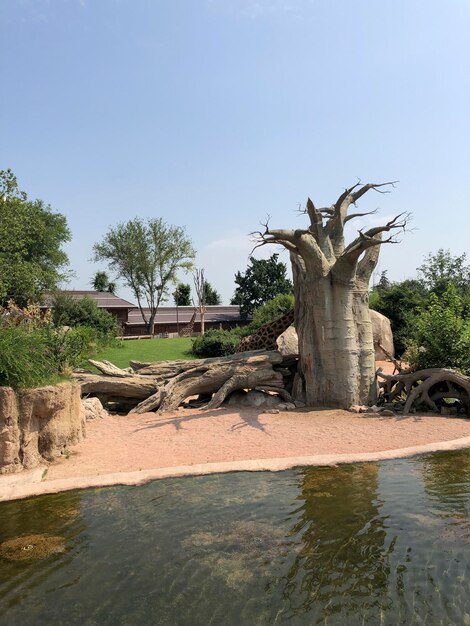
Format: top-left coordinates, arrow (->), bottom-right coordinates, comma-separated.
93,218 -> 195,334
231,254 -> 293,318
204,281 -> 222,305
250,293 -> 295,329
91,271 -> 116,293
418,249 -> 470,297
0,169 -> 71,307
405,283 -> 470,371
173,283 -> 191,306
369,278 -> 427,355
52,293 -> 118,338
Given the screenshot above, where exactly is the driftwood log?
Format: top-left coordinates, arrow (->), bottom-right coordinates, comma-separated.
74,350 -> 290,414
377,368 -> 470,415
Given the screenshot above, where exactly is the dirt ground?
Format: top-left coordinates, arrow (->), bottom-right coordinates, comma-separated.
1,361 -> 470,501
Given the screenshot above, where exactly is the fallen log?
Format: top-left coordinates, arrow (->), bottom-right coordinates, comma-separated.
88,359 -> 134,377
129,350 -> 282,377
77,351 -> 293,414
72,373 -> 158,399
130,354 -> 284,414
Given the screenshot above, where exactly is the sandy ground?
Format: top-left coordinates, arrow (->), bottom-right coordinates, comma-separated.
1,362 -> 470,501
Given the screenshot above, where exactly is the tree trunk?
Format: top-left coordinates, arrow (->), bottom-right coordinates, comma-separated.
294,267 -> 374,407
255,182 -> 408,409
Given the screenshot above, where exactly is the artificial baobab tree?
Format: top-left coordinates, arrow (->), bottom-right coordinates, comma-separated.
254,182 -> 409,408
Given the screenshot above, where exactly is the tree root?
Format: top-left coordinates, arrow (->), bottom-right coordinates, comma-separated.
377,368 -> 470,415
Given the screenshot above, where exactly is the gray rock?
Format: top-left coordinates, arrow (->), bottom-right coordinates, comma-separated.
81,397 -> 108,420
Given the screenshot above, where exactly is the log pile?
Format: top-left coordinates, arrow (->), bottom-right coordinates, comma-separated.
377,367 -> 470,415
73,351 -> 296,415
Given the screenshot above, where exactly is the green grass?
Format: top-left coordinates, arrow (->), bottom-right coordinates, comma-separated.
91,337 -> 195,369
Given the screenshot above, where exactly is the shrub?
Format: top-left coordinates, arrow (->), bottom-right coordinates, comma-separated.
51,294 -> 118,339
250,293 -> 294,329
405,284 -> 470,372
0,302 -> 111,388
192,329 -> 240,358
0,323 -> 58,388
43,325 -> 101,372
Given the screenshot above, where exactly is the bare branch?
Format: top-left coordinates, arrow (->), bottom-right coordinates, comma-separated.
361,212 -> 411,239
350,181 -> 398,204
326,181 -> 399,256
337,212 -> 410,271
344,208 -> 378,223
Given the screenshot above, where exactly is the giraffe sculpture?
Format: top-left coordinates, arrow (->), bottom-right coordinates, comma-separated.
179,309 -> 197,337
235,309 -> 295,352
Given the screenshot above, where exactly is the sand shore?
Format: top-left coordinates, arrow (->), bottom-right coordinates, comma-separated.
1,404 -> 470,502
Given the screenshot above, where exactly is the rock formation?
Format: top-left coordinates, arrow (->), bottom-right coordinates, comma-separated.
0,382 -> 85,474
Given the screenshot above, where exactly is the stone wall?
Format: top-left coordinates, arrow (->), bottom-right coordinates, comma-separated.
0,383 -> 85,474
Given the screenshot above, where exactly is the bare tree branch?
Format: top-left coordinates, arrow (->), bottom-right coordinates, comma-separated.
337,212 -> 409,270
326,182 -> 399,255
344,208 -> 378,223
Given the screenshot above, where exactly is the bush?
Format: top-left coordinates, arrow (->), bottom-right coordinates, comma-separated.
191,329 -> 240,358
0,302 -> 111,388
43,325 -> 101,372
51,294 -> 118,339
250,293 -> 294,329
0,323 -> 58,388
405,284 -> 470,372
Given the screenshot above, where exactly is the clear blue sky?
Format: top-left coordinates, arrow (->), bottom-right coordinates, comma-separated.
1,0 -> 469,305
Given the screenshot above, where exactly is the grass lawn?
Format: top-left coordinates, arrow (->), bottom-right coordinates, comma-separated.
91,337 -> 195,369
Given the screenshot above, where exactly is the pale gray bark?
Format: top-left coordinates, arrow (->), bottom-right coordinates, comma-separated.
254,182 -> 408,408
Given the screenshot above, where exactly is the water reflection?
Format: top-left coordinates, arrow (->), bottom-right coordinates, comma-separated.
279,463 -> 391,621
0,453 -> 469,625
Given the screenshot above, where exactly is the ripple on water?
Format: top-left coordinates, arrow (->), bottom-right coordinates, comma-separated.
0,452 -> 469,625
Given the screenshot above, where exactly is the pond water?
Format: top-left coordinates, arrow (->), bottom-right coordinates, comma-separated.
1,450 -> 470,625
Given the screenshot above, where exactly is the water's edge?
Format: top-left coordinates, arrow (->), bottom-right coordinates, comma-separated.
2,435 -> 470,502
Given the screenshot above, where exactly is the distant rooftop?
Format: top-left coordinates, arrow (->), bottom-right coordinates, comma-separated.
127,305 -> 244,326
41,290 -> 137,309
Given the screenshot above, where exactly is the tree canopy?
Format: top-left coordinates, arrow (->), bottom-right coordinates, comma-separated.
173,283 -> 191,306
93,218 -> 195,334
370,250 -> 470,356
231,253 -> 293,318
0,169 -> 71,307
204,281 -> 222,305
418,249 -> 470,299
91,271 -> 116,293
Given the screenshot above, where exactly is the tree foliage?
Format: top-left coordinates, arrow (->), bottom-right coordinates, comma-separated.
231,254 -> 293,318
0,169 -> 71,307
370,250 -> 470,356
91,271 -> 116,293
93,218 -> 195,334
51,293 -> 118,338
405,284 -> 470,372
250,293 -> 295,329
173,283 -> 191,306
0,303 -> 110,388
418,249 -> 470,297
204,281 -> 222,305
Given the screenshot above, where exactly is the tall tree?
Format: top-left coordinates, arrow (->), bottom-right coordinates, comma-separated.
93,218 -> 195,334
0,169 -> 71,307
204,281 -> 222,305
173,283 -> 191,306
91,271 -> 116,293
418,249 -> 470,297
231,253 -> 293,318
254,181 -> 409,408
